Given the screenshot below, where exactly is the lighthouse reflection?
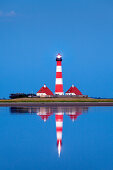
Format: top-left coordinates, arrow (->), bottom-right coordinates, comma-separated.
10,106 -> 88,157
55,112 -> 63,157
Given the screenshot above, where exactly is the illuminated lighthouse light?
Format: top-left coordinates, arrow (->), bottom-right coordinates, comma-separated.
57,53 -> 61,59
55,53 -> 64,95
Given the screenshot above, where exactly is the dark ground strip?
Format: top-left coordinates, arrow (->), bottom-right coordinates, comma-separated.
0,102 -> 113,107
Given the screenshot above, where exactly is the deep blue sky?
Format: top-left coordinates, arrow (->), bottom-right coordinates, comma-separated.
0,0 -> 113,98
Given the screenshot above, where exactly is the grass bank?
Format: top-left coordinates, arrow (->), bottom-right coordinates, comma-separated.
0,98 -> 113,103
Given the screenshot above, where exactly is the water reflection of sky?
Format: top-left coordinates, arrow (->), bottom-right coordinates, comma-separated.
0,106 -> 113,170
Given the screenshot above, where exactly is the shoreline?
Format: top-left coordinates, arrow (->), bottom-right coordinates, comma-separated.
0,102 -> 113,107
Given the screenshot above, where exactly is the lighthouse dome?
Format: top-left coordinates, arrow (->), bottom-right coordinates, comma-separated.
57,53 -> 61,58
56,53 -> 62,61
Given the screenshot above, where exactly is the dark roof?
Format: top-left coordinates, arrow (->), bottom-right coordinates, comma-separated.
66,85 -> 82,95
37,85 -> 54,95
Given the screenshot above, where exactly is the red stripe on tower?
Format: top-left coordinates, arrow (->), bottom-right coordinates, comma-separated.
55,53 -> 64,95
55,112 -> 63,157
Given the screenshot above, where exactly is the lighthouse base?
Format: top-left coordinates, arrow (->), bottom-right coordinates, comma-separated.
55,92 -> 64,95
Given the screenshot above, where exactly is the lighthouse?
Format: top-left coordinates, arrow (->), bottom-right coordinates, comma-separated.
55,112 -> 63,157
55,53 -> 64,95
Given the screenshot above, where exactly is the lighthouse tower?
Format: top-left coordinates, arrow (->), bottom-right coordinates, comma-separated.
55,112 -> 63,157
55,53 -> 64,95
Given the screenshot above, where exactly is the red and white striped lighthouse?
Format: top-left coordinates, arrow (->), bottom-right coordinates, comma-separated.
55,53 -> 64,95
55,112 -> 63,157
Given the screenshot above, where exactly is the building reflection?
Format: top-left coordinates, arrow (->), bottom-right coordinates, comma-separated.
36,107 -> 53,122
10,106 -> 88,157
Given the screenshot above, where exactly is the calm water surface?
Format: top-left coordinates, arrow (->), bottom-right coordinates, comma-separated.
0,106 -> 113,170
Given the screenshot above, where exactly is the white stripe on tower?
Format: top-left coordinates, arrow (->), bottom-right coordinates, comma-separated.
55,112 -> 63,157
56,66 -> 62,72
55,53 -> 64,95
56,78 -> 63,84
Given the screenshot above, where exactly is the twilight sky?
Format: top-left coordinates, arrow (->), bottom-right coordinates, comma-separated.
0,0 -> 113,98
